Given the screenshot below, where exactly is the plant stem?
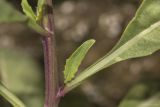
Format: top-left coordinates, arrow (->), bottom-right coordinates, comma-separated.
42,0 -> 59,107
0,84 -> 26,107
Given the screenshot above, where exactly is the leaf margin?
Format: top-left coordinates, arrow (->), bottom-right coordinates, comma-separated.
64,39 -> 95,84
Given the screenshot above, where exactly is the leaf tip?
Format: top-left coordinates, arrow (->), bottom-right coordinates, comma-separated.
89,39 -> 96,44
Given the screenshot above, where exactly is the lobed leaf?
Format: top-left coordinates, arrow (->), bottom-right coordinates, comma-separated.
65,0 -> 160,91
64,39 -> 95,83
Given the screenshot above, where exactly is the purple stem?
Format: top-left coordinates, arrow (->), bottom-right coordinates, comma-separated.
42,0 -> 59,107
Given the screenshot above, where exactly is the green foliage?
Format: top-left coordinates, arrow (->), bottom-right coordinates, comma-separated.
1,0 -> 160,106
0,0 -> 27,23
124,84 -> 149,100
27,18 -> 45,34
21,0 -> 45,22
21,0 -> 45,33
37,0 -> 45,11
135,95 -> 160,107
0,0 -> 45,33
64,39 -> 95,83
36,0 -> 45,21
65,0 -> 160,90
0,84 -> 26,107
108,0 -> 160,55
21,0 -> 36,21
0,49 -> 44,107
119,78 -> 160,107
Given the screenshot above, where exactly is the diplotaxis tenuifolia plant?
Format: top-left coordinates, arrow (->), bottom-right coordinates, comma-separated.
1,0 -> 160,107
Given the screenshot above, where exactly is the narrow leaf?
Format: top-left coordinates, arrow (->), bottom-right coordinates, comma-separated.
64,0 -> 160,92
27,19 -> 46,34
36,0 -> 45,21
0,0 -> 27,23
109,0 -> 160,53
0,84 -> 26,107
21,0 -> 46,34
120,94 -> 160,107
21,0 -> 36,21
0,49 -> 44,107
136,95 -> 160,107
64,39 -> 95,83
37,0 -> 45,10
0,0 -> 44,34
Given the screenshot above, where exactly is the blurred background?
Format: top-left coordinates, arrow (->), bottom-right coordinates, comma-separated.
0,0 -> 160,107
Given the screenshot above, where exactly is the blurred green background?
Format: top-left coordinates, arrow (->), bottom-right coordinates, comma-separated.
0,0 -> 160,107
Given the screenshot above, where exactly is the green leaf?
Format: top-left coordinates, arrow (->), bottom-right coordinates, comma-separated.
0,49 -> 44,107
108,0 -> 160,55
21,0 -> 36,21
37,0 -> 45,10
119,94 -> 160,107
0,0 -> 44,34
64,39 -> 95,83
64,0 -> 160,92
21,0 -> 46,34
36,0 -> 45,21
135,94 -> 160,107
0,0 -> 27,23
27,19 -> 45,34
0,84 -> 26,107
